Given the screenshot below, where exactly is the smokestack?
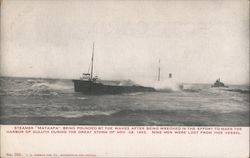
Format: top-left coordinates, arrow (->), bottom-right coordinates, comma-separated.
169,73 -> 172,78
158,59 -> 161,81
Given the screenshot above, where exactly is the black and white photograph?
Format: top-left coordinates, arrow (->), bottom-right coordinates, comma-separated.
1,0 -> 249,126
0,0 -> 249,157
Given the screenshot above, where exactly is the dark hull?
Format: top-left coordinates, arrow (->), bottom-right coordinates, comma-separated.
72,80 -> 156,94
211,82 -> 228,88
211,85 -> 228,88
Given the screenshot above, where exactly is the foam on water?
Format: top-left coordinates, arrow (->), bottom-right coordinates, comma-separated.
123,92 -> 144,96
0,77 -> 73,96
0,77 -> 249,126
77,97 -> 88,100
138,79 -> 182,92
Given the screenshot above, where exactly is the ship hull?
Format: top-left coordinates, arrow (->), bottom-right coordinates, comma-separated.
211,85 -> 228,88
211,82 -> 228,88
72,80 -> 156,94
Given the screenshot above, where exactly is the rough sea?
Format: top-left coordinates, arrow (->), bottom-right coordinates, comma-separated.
0,77 -> 249,126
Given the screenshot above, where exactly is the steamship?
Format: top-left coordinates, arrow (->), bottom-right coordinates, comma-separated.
72,43 -> 156,94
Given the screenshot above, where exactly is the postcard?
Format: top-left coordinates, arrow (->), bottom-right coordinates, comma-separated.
0,0 -> 249,157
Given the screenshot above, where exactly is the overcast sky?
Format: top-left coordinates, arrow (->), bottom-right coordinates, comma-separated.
1,0 -> 249,84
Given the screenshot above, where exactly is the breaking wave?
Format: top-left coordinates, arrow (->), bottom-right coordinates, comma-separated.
1,77 -> 249,97
138,79 -> 183,92
0,78 -> 73,96
1,77 -> 249,126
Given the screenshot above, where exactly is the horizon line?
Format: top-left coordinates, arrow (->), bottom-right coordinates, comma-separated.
0,75 -> 249,86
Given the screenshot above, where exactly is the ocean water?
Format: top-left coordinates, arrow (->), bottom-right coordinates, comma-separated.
0,77 -> 249,126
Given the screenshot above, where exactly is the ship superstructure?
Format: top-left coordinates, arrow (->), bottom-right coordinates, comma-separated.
72,43 -> 155,94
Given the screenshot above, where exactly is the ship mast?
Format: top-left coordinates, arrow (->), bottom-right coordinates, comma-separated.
90,42 -> 95,80
158,59 -> 161,81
